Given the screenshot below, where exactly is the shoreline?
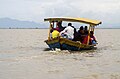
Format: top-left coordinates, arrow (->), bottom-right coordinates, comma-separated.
0,28 -> 120,29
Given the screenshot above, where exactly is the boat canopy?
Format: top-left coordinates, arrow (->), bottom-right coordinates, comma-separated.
44,17 -> 102,26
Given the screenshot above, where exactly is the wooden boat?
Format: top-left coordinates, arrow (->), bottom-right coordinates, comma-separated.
44,17 -> 101,51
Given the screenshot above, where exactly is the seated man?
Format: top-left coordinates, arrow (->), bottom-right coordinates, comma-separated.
77,26 -> 85,42
84,26 -> 88,35
60,23 -> 74,40
52,29 -> 60,39
90,31 -> 97,44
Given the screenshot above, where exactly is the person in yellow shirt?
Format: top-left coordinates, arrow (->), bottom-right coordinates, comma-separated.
52,30 -> 60,39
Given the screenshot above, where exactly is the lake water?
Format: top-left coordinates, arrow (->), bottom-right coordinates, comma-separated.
0,29 -> 120,79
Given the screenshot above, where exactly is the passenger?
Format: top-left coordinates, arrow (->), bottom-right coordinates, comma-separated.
77,26 -> 85,42
78,26 -> 84,34
90,31 -> 97,45
82,31 -> 90,44
60,23 -> 74,40
72,26 -> 78,41
84,26 -> 88,35
56,21 -> 65,32
52,29 -> 60,39
50,29 -> 53,39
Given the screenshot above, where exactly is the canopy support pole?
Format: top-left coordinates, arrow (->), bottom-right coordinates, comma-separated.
91,25 -> 94,32
87,24 -> 91,45
48,21 -> 52,40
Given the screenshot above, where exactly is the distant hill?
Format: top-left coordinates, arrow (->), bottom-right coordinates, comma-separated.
0,18 -> 119,29
0,18 -> 47,29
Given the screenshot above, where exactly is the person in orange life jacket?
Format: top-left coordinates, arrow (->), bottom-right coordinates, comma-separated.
82,31 -> 90,44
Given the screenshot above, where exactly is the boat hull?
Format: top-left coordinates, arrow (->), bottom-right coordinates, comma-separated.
44,37 -> 95,51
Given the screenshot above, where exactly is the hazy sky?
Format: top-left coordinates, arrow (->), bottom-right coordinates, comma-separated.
0,0 -> 120,27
